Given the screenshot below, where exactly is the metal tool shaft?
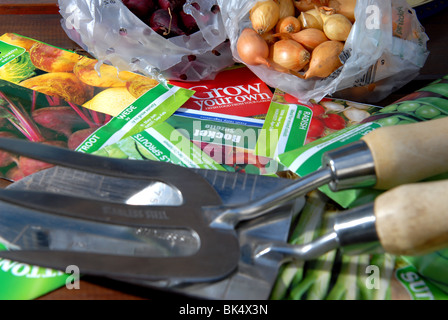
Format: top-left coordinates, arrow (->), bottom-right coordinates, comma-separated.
210,140 -> 377,229
209,167 -> 333,229
254,203 -> 381,261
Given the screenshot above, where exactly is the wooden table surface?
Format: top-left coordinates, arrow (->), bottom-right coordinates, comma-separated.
0,1 -> 447,301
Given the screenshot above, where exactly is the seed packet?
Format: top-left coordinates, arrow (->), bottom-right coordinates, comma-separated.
0,252 -> 70,300
395,256 -> 448,300
0,33 -> 163,116
165,108 -> 281,175
93,121 -> 226,171
74,84 -> 194,154
277,77 -> 448,209
169,65 -> 273,118
255,89 -> 380,160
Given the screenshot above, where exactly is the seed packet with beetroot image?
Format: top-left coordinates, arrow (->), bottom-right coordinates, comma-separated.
0,33 -> 195,173
169,65 -> 273,118
0,79 -> 110,182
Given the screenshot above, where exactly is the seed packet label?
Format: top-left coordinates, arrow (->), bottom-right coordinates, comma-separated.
395,264 -> 448,300
0,244 -> 70,300
0,257 -> 70,300
278,122 -> 381,176
255,102 -> 312,159
76,84 -> 194,154
167,108 -> 264,150
0,41 -> 25,68
169,66 -> 272,118
95,122 -> 226,171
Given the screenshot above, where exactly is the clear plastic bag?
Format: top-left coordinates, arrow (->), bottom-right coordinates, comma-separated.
218,0 -> 429,104
58,0 -> 235,82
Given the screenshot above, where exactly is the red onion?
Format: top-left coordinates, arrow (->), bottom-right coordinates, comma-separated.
157,0 -> 185,12
149,8 -> 185,38
122,0 -> 158,19
179,9 -> 199,35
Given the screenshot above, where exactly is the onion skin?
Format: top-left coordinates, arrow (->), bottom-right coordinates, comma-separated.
304,40 -> 344,79
158,0 -> 184,11
250,0 -> 280,35
275,16 -> 302,34
290,28 -> 328,51
237,28 -> 271,67
122,0 -> 157,20
149,8 -> 185,38
269,39 -> 310,72
328,0 -> 356,22
293,0 -> 328,12
275,0 -> 296,19
319,6 -> 353,41
261,30 -> 278,46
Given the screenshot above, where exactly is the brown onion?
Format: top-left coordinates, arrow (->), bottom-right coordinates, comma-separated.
290,28 -> 328,51
298,11 -> 323,30
250,0 -> 280,35
328,0 -> 356,22
275,0 -> 296,19
319,6 -> 353,41
304,40 -> 344,79
275,16 -> 302,34
269,39 -> 310,72
237,28 -> 271,67
261,29 -> 278,46
293,0 -> 328,12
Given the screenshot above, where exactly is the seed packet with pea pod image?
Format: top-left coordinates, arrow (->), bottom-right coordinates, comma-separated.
273,76 -> 448,300
276,75 -> 448,299
278,75 -> 448,209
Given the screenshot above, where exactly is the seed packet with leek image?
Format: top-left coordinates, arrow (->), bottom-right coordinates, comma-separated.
394,256 -> 448,300
271,191 -> 397,300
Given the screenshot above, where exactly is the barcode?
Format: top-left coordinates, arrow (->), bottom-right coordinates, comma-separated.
339,48 -> 352,64
102,0 -> 117,6
354,61 -> 378,86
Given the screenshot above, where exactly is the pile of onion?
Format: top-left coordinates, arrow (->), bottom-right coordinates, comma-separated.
236,0 -> 356,80
122,0 -> 204,38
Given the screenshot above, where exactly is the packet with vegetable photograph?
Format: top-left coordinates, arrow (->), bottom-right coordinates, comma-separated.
277,75 -> 448,209
0,33 -> 197,156
0,33 -> 166,117
254,89 -> 380,160
74,83 -> 194,154
165,108 -> 280,174
93,121 -> 227,171
277,75 -> 448,299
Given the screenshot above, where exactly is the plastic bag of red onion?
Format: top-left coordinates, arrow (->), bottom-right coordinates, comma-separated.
58,0 -> 235,82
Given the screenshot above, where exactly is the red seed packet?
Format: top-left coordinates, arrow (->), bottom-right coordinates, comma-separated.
169,65 -> 273,118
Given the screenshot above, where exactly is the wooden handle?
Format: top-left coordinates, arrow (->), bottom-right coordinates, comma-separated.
375,179 -> 448,256
362,117 -> 448,190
